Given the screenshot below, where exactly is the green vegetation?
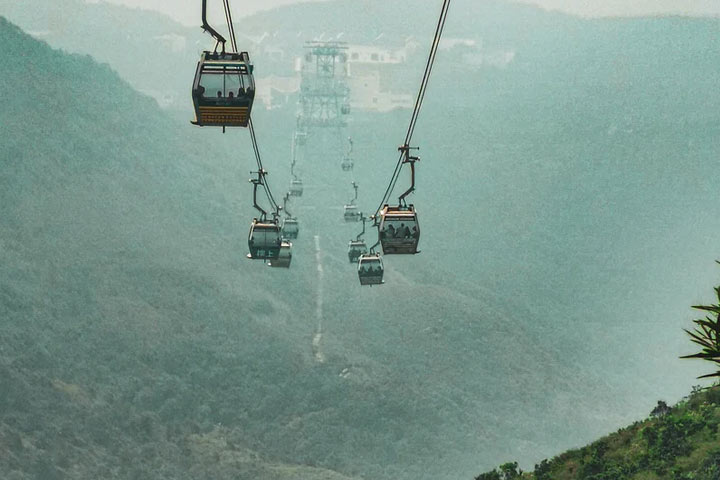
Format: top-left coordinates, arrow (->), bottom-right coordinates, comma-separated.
475,386 -> 720,480
681,269 -> 720,379
476,271 -> 720,480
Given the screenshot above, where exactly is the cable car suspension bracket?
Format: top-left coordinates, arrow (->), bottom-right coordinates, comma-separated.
397,144 -> 419,207
250,169 -> 269,221
201,0 -> 227,53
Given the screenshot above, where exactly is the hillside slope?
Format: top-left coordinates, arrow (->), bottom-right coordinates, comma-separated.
0,16 -> 579,480
0,16 -> 362,480
476,386 -> 720,480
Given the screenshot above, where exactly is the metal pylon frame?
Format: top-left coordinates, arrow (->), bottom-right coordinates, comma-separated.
297,41 -> 350,130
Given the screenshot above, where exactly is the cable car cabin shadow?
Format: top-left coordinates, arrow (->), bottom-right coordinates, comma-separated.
192,51 -> 255,128
247,219 -> 282,260
357,254 -> 384,286
348,239 -> 368,263
344,204 -> 361,222
289,179 -> 303,197
379,204 -> 420,254
268,241 -> 292,268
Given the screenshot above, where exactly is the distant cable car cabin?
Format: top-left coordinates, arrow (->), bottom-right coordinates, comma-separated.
341,155 -> 353,171
247,219 -> 282,260
341,103 -> 351,115
344,204 -> 361,222
358,253 -> 384,286
344,181 -> 361,221
379,204 -> 420,254
191,51 -> 255,128
282,217 -> 299,239
295,131 -> 307,146
268,240 -> 292,268
289,179 -> 304,197
348,239 -> 368,263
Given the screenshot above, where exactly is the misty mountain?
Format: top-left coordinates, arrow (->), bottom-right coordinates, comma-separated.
478,386 -> 720,479
0,14 -> 578,480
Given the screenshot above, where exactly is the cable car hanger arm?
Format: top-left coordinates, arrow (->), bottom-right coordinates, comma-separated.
371,0 -> 451,216
356,216 -> 366,241
282,193 -> 293,218
397,144 -> 419,205
250,171 -> 268,220
201,0 -> 227,52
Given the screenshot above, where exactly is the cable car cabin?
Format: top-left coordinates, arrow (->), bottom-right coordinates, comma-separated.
289,179 -> 303,197
344,204 -> 361,222
341,103 -> 351,115
191,51 -> 255,128
295,131 -> 307,146
341,156 -> 353,171
247,219 -> 282,260
282,217 -> 299,239
357,253 -> 384,286
348,239 -> 368,263
268,241 -> 292,268
379,204 -> 420,254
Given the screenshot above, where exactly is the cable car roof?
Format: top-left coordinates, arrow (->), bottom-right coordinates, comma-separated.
201,62 -> 251,71
252,222 -> 280,230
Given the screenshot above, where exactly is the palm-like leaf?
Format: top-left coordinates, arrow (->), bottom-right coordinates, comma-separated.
682,275 -> 720,379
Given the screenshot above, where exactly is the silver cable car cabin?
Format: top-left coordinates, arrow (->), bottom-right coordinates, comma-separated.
281,193 -> 299,240
357,253 -> 384,286
247,172 -> 284,260
268,240 -> 292,268
341,137 -> 354,171
248,219 -> 282,260
191,0 -> 255,129
379,205 -> 419,254
348,217 -> 368,263
282,217 -> 299,239
289,178 -> 303,197
379,145 -> 420,254
343,181 -> 362,222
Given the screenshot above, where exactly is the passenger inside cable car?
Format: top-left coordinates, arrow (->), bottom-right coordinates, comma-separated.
378,204 -> 420,254
348,239 -> 368,263
358,254 -> 384,286
192,51 -> 255,127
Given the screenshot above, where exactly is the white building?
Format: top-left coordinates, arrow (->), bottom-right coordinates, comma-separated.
345,41 -> 417,112
256,74 -> 301,110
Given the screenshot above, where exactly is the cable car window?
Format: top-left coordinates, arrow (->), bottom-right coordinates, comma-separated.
198,73 -> 224,98
223,71 -> 250,95
199,71 -> 252,98
381,220 -> 418,239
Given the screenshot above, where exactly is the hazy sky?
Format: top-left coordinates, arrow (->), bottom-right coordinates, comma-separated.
98,0 -> 720,25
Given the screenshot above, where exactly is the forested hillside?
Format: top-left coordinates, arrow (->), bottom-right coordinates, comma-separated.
0,15 -> 356,480
0,15 -> 574,480
476,385 -> 720,480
